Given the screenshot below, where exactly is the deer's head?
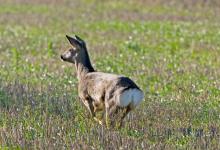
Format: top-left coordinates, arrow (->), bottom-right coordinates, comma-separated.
61,35 -> 86,64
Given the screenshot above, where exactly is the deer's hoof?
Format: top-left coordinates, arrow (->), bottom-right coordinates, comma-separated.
94,117 -> 103,126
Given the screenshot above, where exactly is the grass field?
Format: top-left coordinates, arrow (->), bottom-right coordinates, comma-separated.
0,0 -> 220,149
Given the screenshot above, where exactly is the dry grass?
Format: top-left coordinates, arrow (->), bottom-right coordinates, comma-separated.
0,0 -> 220,149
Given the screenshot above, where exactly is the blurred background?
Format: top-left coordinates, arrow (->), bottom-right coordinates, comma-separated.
0,0 -> 220,149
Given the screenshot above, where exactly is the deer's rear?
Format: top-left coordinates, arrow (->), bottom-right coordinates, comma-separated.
117,88 -> 143,108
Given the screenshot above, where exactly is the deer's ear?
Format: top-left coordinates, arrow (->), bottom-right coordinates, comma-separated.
75,35 -> 84,42
75,35 -> 86,46
66,35 -> 81,47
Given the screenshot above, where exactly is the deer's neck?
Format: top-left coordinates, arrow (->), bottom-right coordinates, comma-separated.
75,50 -> 94,80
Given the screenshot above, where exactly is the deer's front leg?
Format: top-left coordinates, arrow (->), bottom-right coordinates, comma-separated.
82,98 -> 103,125
80,96 -> 95,117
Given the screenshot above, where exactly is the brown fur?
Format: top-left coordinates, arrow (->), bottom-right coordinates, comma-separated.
61,35 -> 143,128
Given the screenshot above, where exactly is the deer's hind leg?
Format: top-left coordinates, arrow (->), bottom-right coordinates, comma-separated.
109,105 -> 120,126
107,106 -> 130,128
105,99 -> 116,129
118,106 -> 132,128
105,102 -> 125,128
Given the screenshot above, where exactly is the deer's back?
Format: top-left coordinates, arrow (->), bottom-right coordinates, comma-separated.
78,72 -> 141,106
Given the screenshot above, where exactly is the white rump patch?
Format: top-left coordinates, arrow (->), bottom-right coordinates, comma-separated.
117,88 -> 144,108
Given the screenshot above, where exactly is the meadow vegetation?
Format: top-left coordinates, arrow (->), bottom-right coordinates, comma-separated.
0,0 -> 220,149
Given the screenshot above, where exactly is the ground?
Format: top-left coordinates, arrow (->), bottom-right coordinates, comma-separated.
0,0 -> 220,149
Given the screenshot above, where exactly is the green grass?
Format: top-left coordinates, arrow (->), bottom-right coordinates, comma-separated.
0,0 -> 220,149
0,4 -> 49,14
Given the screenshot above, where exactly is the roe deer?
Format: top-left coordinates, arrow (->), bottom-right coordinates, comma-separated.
61,35 -> 144,128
